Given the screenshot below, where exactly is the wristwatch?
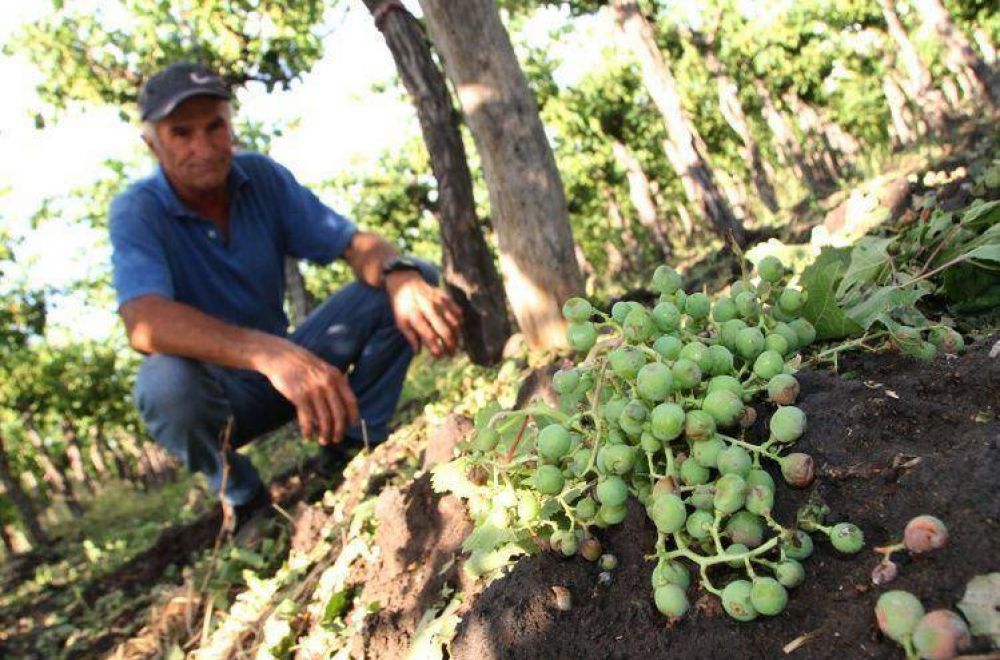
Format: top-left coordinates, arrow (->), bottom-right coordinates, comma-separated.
381,255 -> 421,286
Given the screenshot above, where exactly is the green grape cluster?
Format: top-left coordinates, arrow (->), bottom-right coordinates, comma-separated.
456,260 -> 864,622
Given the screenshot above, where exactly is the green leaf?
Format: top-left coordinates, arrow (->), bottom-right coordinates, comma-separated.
322,587 -> 355,624
966,244 -> 1000,265
464,542 -> 531,579
800,247 -> 863,340
843,286 -> 928,331
836,236 -> 893,298
431,458 -> 483,500
960,199 -> 1000,230
461,521 -> 516,554
957,573 -> 1000,647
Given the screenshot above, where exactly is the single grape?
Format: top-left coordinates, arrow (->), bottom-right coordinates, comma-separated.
652,558 -> 691,589
673,289 -> 687,308
555,530 -> 578,557
770,406 -> 807,443
789,318 -> 816,347
766,374 -> 800,406
624,307 -> 655,343
692,435 -> 726,468
652,476 -> 679,497
719,318 -> 748,350
609,345 -> 647,379
472,427 -> 500,452
775,559 -> 805,588
875,590 -> 925,643
730,280 -> 753,298
721,580 -> 758,621
646,492 -> 687,533
672,358 -> 703,390
717,445 -> 753,477
746,468 -> 775,490
714,473 -> 748,514
707,374 -> 744,398
535,464 -> 565,495
598,503 -> 628,525
579,537 -> 603,561
903,515 -> 948,554
575,495 -> 597,521
688,485 -> 716,511
640,430 -> 661,453
517,491 -> 541,524
725,543 -> 749,567
750,577 -> 788,616
653,333 -> 683,359
538,424 -> 572,462
651,300 -> 682,332
739,404 -> 758,428
567,321 -> 597,352
552,367 -> 580,395
871,560 -> 899,586
703,390 -> 744,428
928,326 -> 964,355
707,344 -> 735,376
684,410 -> 717,442
780,453 -> 815,488
829,522 -> 864,554
637,362 -> 673,401
781,530 -> 814,560
601,396 -> 627,424
757,256 -> 785,283
618,399 -> 649,437
600,554 -> 618,571
685,292 -> 711,320
763,333 -> 789,357
745,484 -> 775,516
736,326 -> 766,360
712,296 -> 738,323
753,349 -> 785,380
912,610 -> 971,660
680,456 -> 711,486
652,265 -> 683,294
651,402 -> 686,441
654,584 -> 690,618
680,340 -> 713,372
778,287 -> 805,314
602,444 -> 637,476
725,511 -> 765,547
685,509 -> 715,539
735,291 -> 761,322
611,300 -> 634,323
772,322 -> 800,354
562,297 -> 593,322
596,476 -> 629,507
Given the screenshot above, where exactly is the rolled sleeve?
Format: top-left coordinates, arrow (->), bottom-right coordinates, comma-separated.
271,160 -> 358,265
108,196 -> 174,308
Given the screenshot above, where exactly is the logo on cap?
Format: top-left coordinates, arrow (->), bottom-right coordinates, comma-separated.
190,72 -> 218,85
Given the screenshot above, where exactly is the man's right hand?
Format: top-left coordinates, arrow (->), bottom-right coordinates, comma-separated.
257,342 -> 360,445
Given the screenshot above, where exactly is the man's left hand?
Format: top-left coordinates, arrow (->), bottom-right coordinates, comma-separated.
385,271 -> 463,358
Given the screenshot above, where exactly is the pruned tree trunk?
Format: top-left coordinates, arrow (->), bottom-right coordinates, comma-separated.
883,72 -> 920,146
913,0 -> 999,107
284,257 -> 316,328
24,419 -> 68,495
603,186 -> 638,275
611,0 -> 745,246
0,431 -> 48,547
754,79 -> 823,193
972,28 -> 996,66
610,141 -> 673,256
782,93 -> 842,182
418,0 -> 584,350
61,420 -> 95,496
880,0 -> 951,128
363,0 -> 511,364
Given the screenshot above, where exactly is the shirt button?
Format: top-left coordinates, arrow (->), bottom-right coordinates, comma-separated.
208,229 -> 216,239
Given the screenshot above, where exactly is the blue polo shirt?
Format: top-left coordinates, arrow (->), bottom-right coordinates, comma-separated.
108,152 -> 357,336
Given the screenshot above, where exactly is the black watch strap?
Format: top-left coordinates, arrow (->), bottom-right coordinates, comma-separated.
381,256 -> 421,285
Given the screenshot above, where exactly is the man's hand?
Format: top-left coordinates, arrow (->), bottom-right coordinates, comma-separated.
385,271 -> 463,358
256,341 -> 360,445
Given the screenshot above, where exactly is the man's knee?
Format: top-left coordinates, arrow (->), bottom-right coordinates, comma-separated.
134,355 -> 223,430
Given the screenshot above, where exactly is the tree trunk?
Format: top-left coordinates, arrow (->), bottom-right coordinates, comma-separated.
611,0 -> 745,246
972,28 -> 996,66
603,186 -> 638,276
23,419 -> 68,495
0,431 -> 48,547
284,257 -> 316,328
913,0 -> 998,107
610,141 -> 672,256
362,0 -> 511,364
61,420 -> 95,496
882,72 -> 920,146
782,93 -> 842,182
753,79 -> 824,193
418,0 -> 583,350
880,0 -> 951,127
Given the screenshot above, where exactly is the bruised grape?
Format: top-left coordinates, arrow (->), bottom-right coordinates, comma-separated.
654,584 -> 690,618
685,509 -> 714,539
781,530 -> 814,560
685,410 -> 717,442
745,484 -> 775,516
552,367 -> 580,395
652,558 -> 691,589
580,537 -> 603,561
680,457 -> 711,486
714,473 -> 748,514
637,362 -> 673,401
753,350 -> 785,380
775,559 -> 805,588
736,327 -> 766,360
538,424 -> 572,461
602,444 -> 637,475
609,345 -> 646,379
703,390 -> 744,427
600,554 -> 618,571
647,492 -> 687,533
871,560 -> 899,586
652,476 -> 679,497
692,435 -> 726,468
780,453 -> 815,487
652,265 -> 682,294
903,515 -> 948,554
619,400 -> 648,437
929,327 -> 964,355
596,476 -> 629,507
722,580 -> 758,621
739,406 -> 757,429
672,358 -> 703,390
750,577 -> 788,616
746,469 -> 775,491
767,374 -> 800,406
553,530 -> 578,556
912,610 -> 971,660
567,321 -> 597,352
685,292 -> 711,320
717,445 -> 753,477
562,297 -> 593,322
651,402 -> 686,441
725,511 -> 765,547
795,502 -> 829,532
468,464 -> 488,486
829,522 -> 864,554
770,406 -> 807,443
757,256 -> 785,283
653,333 -> 683,359
535,465 -> 565,495
875,590 -> 925,642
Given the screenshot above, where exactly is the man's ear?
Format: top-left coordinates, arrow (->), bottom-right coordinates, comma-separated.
141,134 -> 158,158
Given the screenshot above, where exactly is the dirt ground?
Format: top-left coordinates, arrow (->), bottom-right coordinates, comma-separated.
447,336 -> 1000,659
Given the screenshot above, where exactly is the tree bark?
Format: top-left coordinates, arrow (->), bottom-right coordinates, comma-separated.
284,257 -> 316,328
882,72 -> 920,146
782,93 -> 842,182
912,0 -> 999,107
362,0 -> 511,364
753,80 -> 828,193
418,0 -> 584,350
611,0 -> 745,246
972,28 -> 996,66
0,430 -> 48,547
610,141 -> 672,257
61,420 -> 95,496
602,186 -> 638,276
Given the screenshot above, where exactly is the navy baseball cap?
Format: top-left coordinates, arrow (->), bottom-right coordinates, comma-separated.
138,62 -> 231,122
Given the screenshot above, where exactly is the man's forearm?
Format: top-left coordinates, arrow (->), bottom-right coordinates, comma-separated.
121,295 -> 288,371
343,230 -> 398,288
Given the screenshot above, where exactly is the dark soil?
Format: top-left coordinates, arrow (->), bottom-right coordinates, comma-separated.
451,337 -> 1000,659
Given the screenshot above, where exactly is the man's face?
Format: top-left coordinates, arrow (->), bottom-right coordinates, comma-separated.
147,96 -> 233,194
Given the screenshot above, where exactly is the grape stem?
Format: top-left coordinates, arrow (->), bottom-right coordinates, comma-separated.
718,433 -> 782,462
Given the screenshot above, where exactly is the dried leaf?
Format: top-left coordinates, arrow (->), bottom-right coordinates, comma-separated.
957,573 -> 1000,647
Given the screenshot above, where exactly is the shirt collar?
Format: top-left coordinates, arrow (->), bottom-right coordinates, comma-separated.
152,157 -> 251,218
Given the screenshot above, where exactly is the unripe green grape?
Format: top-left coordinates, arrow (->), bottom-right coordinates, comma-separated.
903,515 -> 948,554
653,333 -> 683,359
650,402 -> 686,441
714,473 -> 747,514
517,491 -> 541,524
654,584 -> 690,618
829,522 -> 864,554
745,468 -> 775,490
772,322 -> 800,354
730,280 -> 753,299
685,509 -> 714,539
767,374 -> 800,406
575,495 -> 597,521
912,610 -> 971,660
562,297 -> 593,322
600,554 -> 618,571
713,296 -> 738,323
684,410 -> 716,442
795,502 -> 829,532
551,367 -> 580,395
567,321 -> 597,352
640,431 -> 661,453
719,318 -> 748,350
745,484 -> 775,516
770,406 -> 807,443
778,288 -> 805,314
597,503 -> 628,526
774,559 -> 805,588
912,341 -> 937,361
725,511 -> 765,548
707,344 -> 735,376
688,485 -> 716,511
780,452 -> 815,487
602,397 -> 627,424
624,308 -> 655,343
875,590 -> 925,642
556,530 -> 578,556
789,318 -> 816,347
725,543 -> 749,567
721,580 -> 758,621
679,341 -> 713,372
735,291 -> 760,321
753,350 -> 785,380
702,390 -> 744,428
757,256 -> 785,283
611,300 -> 634,323
634,480 -> 652,504
928,326 -> 964,355
619,399 -> 648,437
692,435 -> 726,468
750,577 -> 788,616
538,425 -> 572,462
535,464 -> 565,495
609,345 -> 646,380
652,558 -> 691,589
637,363 -> 673,401
646,492 -> 687,533
651,300 -> 682,332
680,457 -> 711,486
473,427 -> 500,452
707,375 -> 744,399
716,445 -> 752,477
685,292 -> 711,320
673,289 -> 687,309
781,530 -> 814,560
652,265 -> 682,295
736,327 -> 766,360
596,476 -> 629,507
763,333 -> 789,356
672,358 -> 702,390
602,444 -> 636,475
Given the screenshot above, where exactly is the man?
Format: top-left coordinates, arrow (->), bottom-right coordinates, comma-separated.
109,62 -> 462,531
